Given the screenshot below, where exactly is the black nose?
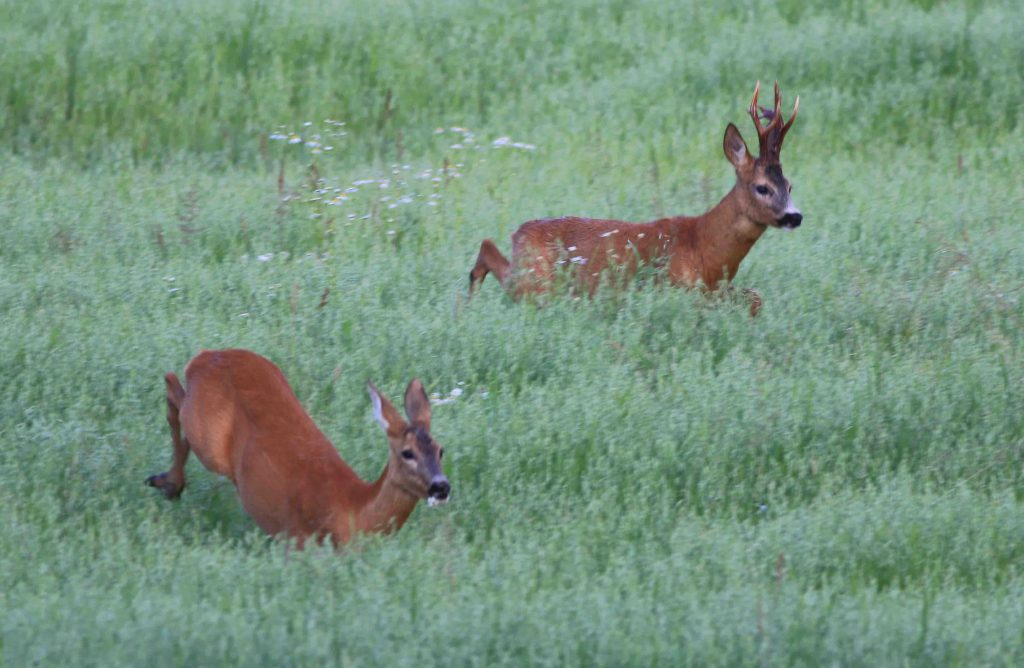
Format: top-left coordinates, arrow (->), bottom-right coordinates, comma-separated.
778,212 -> 803,228
427,478 -> 450,500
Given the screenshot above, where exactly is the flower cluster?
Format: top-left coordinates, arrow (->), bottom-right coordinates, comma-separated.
435,126 -> 536,152
269,119 -> 347,156
429,382 -> 489,406
263,120 -> 536,250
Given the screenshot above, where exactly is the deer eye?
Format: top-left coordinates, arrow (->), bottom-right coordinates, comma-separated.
755,185 -> 771,196
401,450 -> 415,460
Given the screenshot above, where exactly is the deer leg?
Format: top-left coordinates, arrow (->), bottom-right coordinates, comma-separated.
707,285 -> 762,317
145,372 -> 191,500
468,239 -> 512,297
741,288 -> 763,318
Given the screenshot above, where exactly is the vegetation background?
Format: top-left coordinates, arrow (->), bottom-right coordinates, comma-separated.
1,0 -> 1022,664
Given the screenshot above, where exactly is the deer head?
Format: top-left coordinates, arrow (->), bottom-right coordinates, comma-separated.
368,379 -> 450,506
722,81 -> 802,230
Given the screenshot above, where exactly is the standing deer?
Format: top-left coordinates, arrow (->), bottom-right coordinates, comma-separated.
468,81 -> 801,315
145,349 -> 450,548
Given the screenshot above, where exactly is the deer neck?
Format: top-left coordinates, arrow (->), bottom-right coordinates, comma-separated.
352,462 -> 419,536
692,187 -> 766,288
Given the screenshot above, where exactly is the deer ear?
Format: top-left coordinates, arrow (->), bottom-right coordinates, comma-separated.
367,381 -> 405,435
723,123 -> 751,169
404,379 -> 431,428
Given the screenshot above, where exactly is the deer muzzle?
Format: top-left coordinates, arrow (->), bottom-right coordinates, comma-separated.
778,212 -> 803,229
426,476 -> 451,506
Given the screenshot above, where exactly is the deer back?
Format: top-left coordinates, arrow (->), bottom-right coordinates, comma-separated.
178,349 -> 364,538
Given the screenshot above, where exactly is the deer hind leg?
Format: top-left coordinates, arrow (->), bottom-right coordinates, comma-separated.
145,372 -> 191,500
468,239 -> 512,297
740,288 -> 763,317
706,285 -> 762,317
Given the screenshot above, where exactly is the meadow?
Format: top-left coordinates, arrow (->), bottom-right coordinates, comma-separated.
1,0 -> 1023,664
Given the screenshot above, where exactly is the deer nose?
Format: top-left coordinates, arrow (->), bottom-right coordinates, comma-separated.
778,212 -> 802,229
427,477 -> 450,500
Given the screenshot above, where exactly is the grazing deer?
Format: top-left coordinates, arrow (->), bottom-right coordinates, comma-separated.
145,349 -> 450,548
468,81 -> 801,315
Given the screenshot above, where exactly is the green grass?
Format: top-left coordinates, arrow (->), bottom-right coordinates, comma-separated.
2,0 -> 1023,665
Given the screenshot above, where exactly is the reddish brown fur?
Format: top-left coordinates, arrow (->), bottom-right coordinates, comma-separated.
469,82 -> 801,316
146,349 -> 449,547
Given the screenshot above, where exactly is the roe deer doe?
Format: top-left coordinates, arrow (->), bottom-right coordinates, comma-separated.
146,349 -> 449,547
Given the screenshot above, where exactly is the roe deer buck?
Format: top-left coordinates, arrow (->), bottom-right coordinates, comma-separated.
468,81 -> 801,315
145,349 -> 450,547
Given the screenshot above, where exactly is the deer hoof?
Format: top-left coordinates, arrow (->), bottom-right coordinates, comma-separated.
145,472 -> 184,500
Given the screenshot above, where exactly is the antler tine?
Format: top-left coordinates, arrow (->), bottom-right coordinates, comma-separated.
781,94 -> 800,142
748,81 -> 765,134
748,80 -> 771,156
771,81 -> 783,128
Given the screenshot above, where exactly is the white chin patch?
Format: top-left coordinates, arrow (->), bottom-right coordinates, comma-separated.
426,496 -> 449,508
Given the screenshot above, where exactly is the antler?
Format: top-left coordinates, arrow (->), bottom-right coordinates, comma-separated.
748,81 -> 799,163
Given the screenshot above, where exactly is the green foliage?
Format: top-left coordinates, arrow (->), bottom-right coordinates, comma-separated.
2,0 -> 1023,664
1,0 -> 1021,165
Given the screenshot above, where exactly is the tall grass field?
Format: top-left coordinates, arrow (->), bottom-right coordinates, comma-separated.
2,0 -> 1023,664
